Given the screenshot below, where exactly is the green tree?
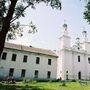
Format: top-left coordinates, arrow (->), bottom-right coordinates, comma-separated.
0,0 -> 61,57
84,0 -> 90,24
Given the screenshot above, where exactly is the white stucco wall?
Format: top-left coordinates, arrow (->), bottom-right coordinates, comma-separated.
0,48 -> 58,80
58,27 -> 90,80
59,35 -> 71,49
58,48 -> 90,80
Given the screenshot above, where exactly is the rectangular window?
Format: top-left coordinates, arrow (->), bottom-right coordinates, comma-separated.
12,54 -> 17,61
9,68 -> 14,76
88,58 -> 90,64
1,52 -> 7,60
23,55 -> 27,63
34,70 -> 38,78
78,56 -> 80,62
48,59 -> 52,65
21,69 -> 26,77
36,57 -> 40,64
47,71 -> 51,79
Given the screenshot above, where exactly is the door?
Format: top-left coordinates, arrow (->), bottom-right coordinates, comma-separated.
78,72 -> 81,80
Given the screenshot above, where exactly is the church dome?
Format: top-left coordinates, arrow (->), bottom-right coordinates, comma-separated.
62,23 -> 68,31
63,23 -> 67,28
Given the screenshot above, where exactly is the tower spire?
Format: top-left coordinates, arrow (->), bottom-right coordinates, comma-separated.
62,21 -> 68,36
81,28 -> 88,50
59,22 -> 71,49
82,30 -> 88,42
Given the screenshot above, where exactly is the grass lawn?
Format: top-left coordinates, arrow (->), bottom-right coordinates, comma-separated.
1,81 -> 90,90
15,81 -> 90,90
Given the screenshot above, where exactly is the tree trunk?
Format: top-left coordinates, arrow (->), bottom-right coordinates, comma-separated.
0,31 -> 7,57
0,0 -> 17,58
0,18 -> 11,58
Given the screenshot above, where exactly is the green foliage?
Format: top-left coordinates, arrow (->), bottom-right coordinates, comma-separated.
0,83 -> 3,89
15,4 -> 25,18
6,21 -> 37,41
0,0 -> 7,17
84,0 -> 90,24
1,81 -> 90,90
1,0 -> 61,20
0,84 -> 17,90
5,85 -> 17,90
14,81 -> 90,90
28,21 -> 38,34
71,79 -> 77,82
1,0 -> 61,41
0,0 -> 62,41
62,82 -> 67,87
0,0 -> 61,56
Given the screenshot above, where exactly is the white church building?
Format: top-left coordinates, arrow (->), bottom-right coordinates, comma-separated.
58,23 -> 90,80
0,23 -> 90,80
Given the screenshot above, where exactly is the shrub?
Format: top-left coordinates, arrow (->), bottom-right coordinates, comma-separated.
5,85 -> 17,90
21,87 -> 26,90
37,79 -> 49,82
0,83 -> 3,89
25,84 -> 29,87
21,84 -> 29,90
71,79 -> 76,82
32,80 -> 37,84
62,82 -> 66,86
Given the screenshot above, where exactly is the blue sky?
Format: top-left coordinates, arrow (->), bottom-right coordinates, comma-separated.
8,0 -> 90,50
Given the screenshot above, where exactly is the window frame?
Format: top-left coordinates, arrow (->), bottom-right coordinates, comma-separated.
9,68 -> 14,76
48,59 -> 52,65
21,69 -> 26,77
34,70 -> 39,78
78,56 -> 80,62
47,71 -> 51,79
23,55 -> 28,63
11,54 -> 17,61
1,52 -> 7,60
36,57 -> 40,64
88,57 -> 90,64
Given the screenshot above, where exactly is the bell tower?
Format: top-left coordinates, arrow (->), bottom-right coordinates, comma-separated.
81,31 -> 88,50
59,23 -> 71,49
82,31 -> 88,43
58,23 -> 71,80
